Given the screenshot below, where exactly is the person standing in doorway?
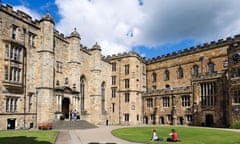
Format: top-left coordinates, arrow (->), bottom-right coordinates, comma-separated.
73,110 -> 77,121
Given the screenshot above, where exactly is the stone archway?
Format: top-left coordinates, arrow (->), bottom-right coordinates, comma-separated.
62,98 -> 70,119
160,116 -> 164,124
144,116 -> 148,124
179,117 -> 184,125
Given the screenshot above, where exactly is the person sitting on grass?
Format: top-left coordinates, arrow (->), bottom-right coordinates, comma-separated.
152,129 -> 164,141
167,129 -> 180,142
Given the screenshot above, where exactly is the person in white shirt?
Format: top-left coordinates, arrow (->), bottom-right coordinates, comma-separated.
152,129 -> 163,141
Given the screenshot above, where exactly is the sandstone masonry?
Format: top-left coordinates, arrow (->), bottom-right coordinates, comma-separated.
0,4 -> 239,130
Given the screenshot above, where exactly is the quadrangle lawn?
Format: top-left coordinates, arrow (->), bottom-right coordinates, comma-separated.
111,126 -> 240,144
0,130 -> 58,144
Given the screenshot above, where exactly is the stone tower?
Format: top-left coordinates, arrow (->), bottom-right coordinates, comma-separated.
66,28 -> 81,110
89,43 -> 106,123
36,13 -> 55,124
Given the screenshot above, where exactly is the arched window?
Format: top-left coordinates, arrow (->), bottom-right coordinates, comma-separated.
101,82 -> 106,114
208,62 -> 214,74
80,77 -> 85,114
164,69 -> 170,81
177,66 -> 183,79
193,65 -> 199,77
152,72 -> 157,82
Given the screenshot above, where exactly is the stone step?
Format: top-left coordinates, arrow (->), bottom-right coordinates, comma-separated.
53,120 -> 98,130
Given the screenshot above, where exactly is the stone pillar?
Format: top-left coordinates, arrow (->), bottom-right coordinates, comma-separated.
172,95 -> 177,125
155,115 -> 159,124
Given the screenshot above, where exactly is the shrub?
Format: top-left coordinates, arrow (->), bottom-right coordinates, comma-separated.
60,114 -> 65,120
230,120 -> 240,129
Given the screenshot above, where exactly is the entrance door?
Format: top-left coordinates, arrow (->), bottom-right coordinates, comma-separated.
179,117 -> 184,125
205,114 -> 214,127
144,116 -> 148,124
7,119 -> 16,129
160,117 -> 164,124
62,98 -> 70,119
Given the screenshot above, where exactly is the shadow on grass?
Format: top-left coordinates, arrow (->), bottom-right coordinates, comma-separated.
0,136 -> 52,144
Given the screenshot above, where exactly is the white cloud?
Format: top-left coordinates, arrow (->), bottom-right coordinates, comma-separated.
100,40 -> 131,56
8,0 -> 240,57
55,0 -> 145,56
54,0 -> 240,56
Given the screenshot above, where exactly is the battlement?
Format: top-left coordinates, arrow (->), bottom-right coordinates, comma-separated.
104,51 -> 146,62
54,30 -> 67,40
0,4 -> 39,26
147,34 -> 240,64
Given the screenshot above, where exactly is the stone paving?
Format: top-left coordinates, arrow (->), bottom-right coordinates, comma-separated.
54,124 -> 240,144
55,130 -> 72,144
55,125 -> 142,144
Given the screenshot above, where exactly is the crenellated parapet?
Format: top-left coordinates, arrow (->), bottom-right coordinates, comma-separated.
79,44 -> 92,55
0,4 -> 39,27
54,30 -> 69,43
147,34 -> 240,64
104,51 -> 146,63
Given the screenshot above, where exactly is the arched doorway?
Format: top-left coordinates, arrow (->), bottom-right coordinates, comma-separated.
62,98 -> 70,119
160,117 -> 164,124
205,114 -> 214,127
144,116 -> 148,124
7,119 -> 16,129
179,117 -> 184,125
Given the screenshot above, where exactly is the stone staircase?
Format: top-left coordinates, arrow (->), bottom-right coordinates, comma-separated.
52,120 -> 98,130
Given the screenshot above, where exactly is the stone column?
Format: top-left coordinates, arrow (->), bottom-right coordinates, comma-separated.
172,95 -> 177,125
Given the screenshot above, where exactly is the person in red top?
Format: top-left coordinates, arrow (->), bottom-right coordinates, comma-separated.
167,129 -> 179,142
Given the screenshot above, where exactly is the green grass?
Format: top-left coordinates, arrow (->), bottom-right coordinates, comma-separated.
0,130 -> 58,144
111,126 -> 240,144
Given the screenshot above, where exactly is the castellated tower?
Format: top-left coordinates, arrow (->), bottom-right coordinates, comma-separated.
36,13 -> 55,124
66,28 -> 81,92
88,43 -> 108,124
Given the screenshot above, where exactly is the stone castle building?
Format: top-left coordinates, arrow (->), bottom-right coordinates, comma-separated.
0,4 -> 239,130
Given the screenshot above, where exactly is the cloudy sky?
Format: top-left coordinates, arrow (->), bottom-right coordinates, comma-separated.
3,0 -> 240,59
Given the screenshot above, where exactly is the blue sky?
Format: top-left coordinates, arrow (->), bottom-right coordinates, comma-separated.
3,0 -> 240,59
